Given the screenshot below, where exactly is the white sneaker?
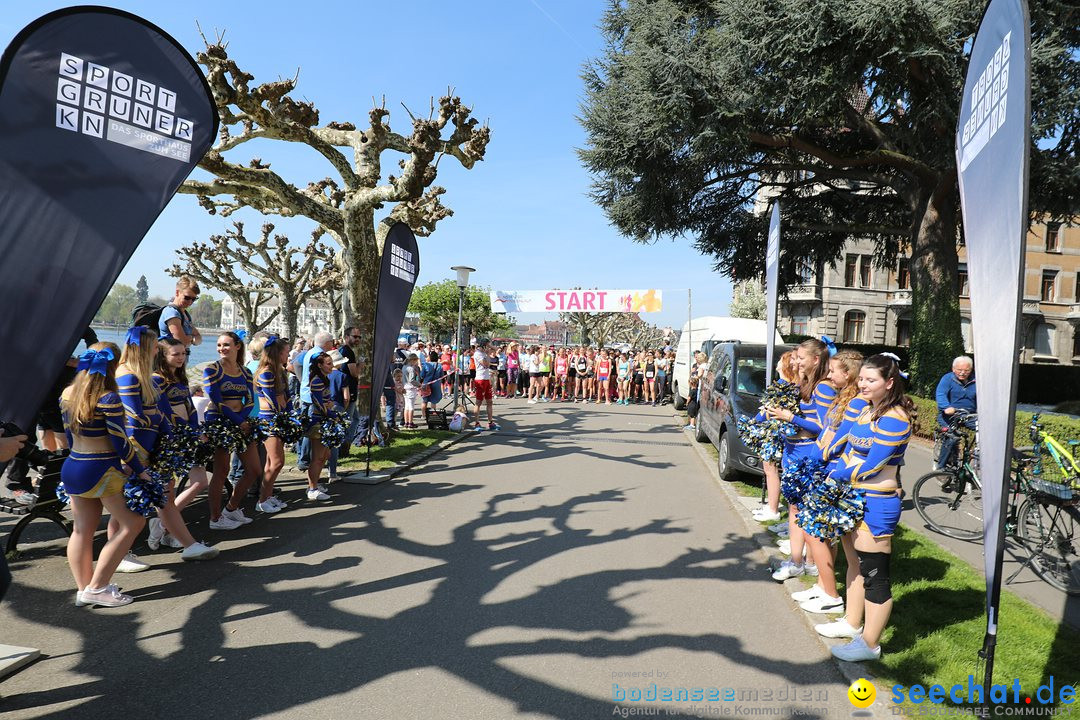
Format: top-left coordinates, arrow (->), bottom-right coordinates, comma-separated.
527,399 -> 537,404
116,552 -> 149,573
181,542 -> 219,561
209,515 -> 242,531
800,594 -> 845,614
771,560 -> 804,581
222,507 -> 253,525
147,517 -> 165,551
752,509 -> 782,522
791,584 -> 826,603
317,483 -> 329,493
328,474 -> 340,483
13,491 -> 37,506
256,499 -> 282,514
160,533 -> 184,549
307,488 -> 331,501
77,583 -> 133,608
815,618 -> 862,638
270,496 -> 288,510
804,563 -> 819,577
777,539 -> 791,555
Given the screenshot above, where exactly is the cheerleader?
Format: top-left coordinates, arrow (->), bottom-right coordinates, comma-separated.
204,332 -> 258,530
114,326 -> 175,572
791,350 -> 865,614
255,335 -> 293,513
765,338 -> 835,581
149,337 -> 219,558
815,353 -> 913,662
751,350 -> 799,523
60,343 -> 147,608
303,351 -> 335,501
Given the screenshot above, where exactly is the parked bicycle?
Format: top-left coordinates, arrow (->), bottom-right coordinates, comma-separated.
912,413 -> 1080,594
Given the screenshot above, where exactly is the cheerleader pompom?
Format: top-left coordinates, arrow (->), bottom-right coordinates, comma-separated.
798,475 -> 866,541
256,411 -> 308,445
317,411 -> 348,448
124,475 -> 168,518
761,380 -> 801,413
780,457 -> 825,506
202,418 -> 247,454
149,428 -> 199,484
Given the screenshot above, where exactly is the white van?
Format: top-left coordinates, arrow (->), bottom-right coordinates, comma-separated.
671,316 -> 784,410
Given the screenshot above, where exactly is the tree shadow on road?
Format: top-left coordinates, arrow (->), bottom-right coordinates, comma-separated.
1,468 -> 844,719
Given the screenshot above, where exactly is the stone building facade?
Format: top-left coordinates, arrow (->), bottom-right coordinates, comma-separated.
778,220 -> 1080,365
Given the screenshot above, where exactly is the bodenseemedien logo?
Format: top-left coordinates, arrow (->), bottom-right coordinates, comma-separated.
55,52 -> 194,162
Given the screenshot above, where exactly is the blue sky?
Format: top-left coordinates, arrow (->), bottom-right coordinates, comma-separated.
4,1 -> 734,331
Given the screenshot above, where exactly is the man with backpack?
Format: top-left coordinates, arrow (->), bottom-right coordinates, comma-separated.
157,275 -> 203,348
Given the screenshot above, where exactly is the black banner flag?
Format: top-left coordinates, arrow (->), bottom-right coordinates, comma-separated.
367,222 -> 420,431
954,0 -> 1030,685
0,7 -> 217,430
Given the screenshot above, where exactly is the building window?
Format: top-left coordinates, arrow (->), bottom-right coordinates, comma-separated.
1042,270 -> 1058,302
1034,323 -> 1055,357
791,313 -> 810,335
1046,223 -> 1061,253
897,258 -> 910,290
961,318 -> 973,353
844,254 -> 872,288
896,318 -> 912,347
843,310 -> 866,343
1073,329 -> 1080,358
958,263 -> 969,296
796,259 -> 814,285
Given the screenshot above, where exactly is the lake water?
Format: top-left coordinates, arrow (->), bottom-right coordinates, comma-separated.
92,327 -> 220,367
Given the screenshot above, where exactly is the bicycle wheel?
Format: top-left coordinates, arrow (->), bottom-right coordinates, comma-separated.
1017,499 -> 1080,595
912,471 -> 984,541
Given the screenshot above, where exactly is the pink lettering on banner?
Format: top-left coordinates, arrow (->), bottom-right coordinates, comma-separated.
566,293 -> 581,310
583,292 -> 595,310
597,291 -> 608,310
544,292 -> 556,310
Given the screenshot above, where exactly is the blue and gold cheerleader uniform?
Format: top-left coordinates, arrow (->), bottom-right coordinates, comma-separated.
203,362 -> 254,427
256,368 -> 290,422
118,371 -> 173,465
152,372 -> 200,432
782,380 -> 837,472
816,396 -> 870,467
829,405 -> 912,537
60,390 -> 147,498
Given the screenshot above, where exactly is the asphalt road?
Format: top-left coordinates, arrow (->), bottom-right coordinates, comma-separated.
0,401 -> 855,719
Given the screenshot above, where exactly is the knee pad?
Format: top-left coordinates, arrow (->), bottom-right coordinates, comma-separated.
857,550 -> 892,604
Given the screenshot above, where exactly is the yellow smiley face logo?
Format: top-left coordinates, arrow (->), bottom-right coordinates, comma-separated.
848,678 -> 876,708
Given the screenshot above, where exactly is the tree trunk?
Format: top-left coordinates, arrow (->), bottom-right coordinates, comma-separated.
343,209 -> 382,422
908,178 -> 963,397
281,293 -> 298,341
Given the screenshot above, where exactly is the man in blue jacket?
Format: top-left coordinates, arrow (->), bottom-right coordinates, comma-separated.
935,356 -> 977,468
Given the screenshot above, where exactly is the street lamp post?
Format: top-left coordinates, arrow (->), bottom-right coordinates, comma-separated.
451,265 -> 475,412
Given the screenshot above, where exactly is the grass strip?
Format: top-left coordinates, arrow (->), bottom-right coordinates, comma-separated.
285,429 -> 457,473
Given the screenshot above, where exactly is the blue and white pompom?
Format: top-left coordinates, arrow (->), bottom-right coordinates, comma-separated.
202,418 -> 247,454
150,428 -> 198,484
256,411 -> 308,445
317,411 -> 348,448
798,474 -> 866,541
123,475 -> 168,518
780,457 -> 825,506
55,481 -> 70,506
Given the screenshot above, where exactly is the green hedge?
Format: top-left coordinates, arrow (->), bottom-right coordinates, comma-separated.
908,394 -> 1080,446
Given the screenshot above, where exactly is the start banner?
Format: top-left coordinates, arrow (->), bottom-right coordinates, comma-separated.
491,289 -> 663,314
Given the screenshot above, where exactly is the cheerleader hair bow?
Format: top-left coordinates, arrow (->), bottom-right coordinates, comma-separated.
820,335 -> 837,357
126,325 -> 152,346
77,347 -> 115,376
264,334 -> 279,347
880,352 -> 910,380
